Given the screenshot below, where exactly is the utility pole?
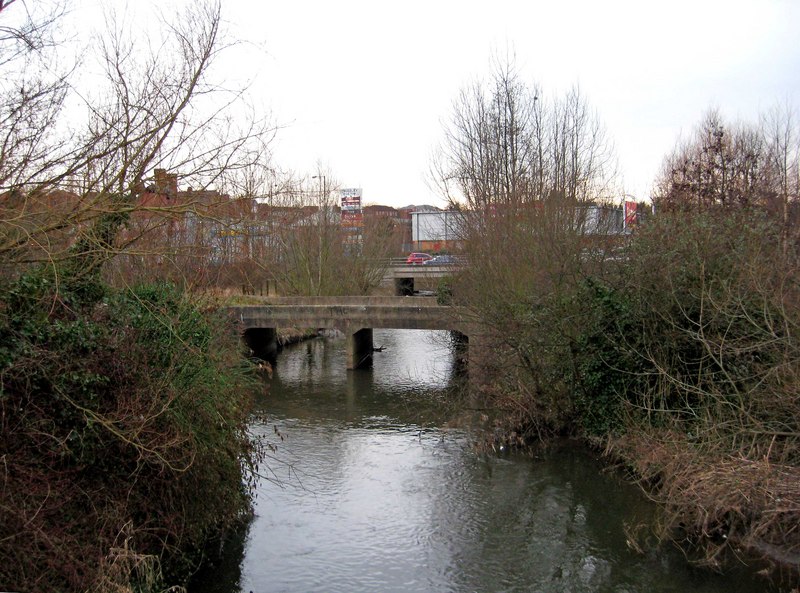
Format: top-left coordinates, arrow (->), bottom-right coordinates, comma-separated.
312,174 -> 327,295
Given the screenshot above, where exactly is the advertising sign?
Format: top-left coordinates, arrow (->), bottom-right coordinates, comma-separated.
624,201 -> 638,228
340,188 -> 362,211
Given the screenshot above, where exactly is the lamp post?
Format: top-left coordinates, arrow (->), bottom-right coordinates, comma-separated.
311,174 -> 327,295
312,175 -> 326,201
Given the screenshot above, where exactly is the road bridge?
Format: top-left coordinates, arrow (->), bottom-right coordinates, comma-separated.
381,260 -> 462,295
228,296 -> 474,370
249,262 -> 460,298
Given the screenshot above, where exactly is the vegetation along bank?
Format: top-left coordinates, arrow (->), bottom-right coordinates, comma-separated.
439,79 -> 800,586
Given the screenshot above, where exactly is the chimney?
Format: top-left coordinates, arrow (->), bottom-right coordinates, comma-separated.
154,168 -> 178,199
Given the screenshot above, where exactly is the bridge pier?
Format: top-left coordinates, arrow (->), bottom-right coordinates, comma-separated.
347,328 -> 374,370
449,330 -> 469,375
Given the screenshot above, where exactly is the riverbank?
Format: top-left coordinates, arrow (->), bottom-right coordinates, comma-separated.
604,431 -> 800,583
0,280 -> 260,592
480,387 -> 799,589
454,210 -> 800,590
278,326 -> 321,346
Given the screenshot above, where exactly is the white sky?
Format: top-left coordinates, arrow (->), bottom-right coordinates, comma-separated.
73,0 -> 800,208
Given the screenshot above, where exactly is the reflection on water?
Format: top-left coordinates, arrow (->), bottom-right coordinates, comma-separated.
191,330 -> 770,593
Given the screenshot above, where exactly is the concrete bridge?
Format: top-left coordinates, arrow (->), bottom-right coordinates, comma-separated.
228,296 -> 474,369
383,262 -> 459,295
249,262 -> 459,298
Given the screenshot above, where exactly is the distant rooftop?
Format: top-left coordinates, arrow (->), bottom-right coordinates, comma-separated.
398,204 -> 442,212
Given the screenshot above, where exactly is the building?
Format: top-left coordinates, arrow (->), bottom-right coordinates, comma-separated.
411,210 -> 465,253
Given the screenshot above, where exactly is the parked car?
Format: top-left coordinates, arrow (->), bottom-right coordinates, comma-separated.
423,254 -> 458,266
406,252 -> 432,265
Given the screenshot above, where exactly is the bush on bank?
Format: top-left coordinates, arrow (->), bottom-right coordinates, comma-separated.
600,210 -> 800,575
0,270 -> 260,592
468,208 -> 799,578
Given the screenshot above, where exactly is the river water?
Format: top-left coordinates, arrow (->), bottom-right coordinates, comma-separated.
192,329 -> 771,593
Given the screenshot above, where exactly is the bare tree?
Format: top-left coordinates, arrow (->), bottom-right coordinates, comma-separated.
654,109 -> 771,211
433,60 -> 616,211
431,58 -> 622,436
0,0 -> 65,61
434,61 -> 538,208
0,0 -> 273,283
550,86 -> 616,202
255,169 -> 396,296
654,104 -> 800,259
0,2 -> 275,590
762,102 -> 800,253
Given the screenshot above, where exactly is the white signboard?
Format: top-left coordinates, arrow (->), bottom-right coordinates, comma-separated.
340,188 -> 362,211
411,210 -> 465,242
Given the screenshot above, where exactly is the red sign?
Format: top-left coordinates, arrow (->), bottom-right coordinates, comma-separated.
624,201 -> 638,227
341,211 -> 363,229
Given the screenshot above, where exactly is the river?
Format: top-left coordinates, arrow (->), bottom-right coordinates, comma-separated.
191,329 -> 771,593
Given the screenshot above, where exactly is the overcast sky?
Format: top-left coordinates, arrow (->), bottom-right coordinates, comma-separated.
66,0 -> 799,208
216,0 -> 799,208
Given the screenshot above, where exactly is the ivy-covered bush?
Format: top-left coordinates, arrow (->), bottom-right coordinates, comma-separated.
569,210 -> 800,571
0,271 -> 260,592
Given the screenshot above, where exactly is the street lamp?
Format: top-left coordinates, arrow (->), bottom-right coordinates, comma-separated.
312,175 -> 326,200
310,174 -> 328,294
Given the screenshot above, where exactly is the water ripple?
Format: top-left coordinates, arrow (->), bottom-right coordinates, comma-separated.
194,330 -> 772,593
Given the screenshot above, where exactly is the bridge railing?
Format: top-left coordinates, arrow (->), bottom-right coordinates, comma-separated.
366,256 -> 468,268
244,295 -> 441,306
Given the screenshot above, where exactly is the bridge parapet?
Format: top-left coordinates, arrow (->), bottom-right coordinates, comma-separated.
229,300 -> 469,333
244,295 -> 442,307
386,264 -> 459,278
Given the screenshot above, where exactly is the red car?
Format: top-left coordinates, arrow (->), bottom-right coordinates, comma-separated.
406,252 -> 432,265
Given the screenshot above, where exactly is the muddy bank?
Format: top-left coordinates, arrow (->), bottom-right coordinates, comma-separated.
276,327 -> 320,346
602,431 -> 800,587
